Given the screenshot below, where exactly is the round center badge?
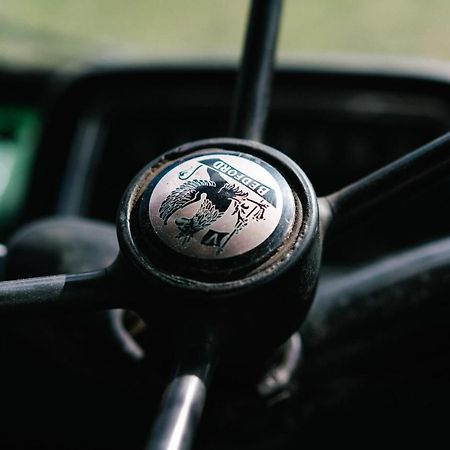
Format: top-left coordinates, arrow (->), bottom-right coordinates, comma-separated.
147,151 -> 295,260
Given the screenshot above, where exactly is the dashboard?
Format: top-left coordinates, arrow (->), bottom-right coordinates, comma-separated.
11,60 -> 450,267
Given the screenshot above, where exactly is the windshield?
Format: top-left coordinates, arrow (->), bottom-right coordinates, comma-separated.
1,0 -> 449,67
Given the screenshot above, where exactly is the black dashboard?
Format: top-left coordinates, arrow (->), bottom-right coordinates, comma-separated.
14,60 -> 450,267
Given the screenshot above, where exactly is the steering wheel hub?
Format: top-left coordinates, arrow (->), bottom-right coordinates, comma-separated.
118,138 -> 320,299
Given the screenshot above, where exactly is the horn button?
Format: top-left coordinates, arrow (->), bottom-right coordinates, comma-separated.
148,151 -> 295,259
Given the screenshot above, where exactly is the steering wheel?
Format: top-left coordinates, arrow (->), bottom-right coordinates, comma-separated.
2,1 -> 450,449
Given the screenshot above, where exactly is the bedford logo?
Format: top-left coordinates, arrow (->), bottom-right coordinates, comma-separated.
149,152 -> 284,259
199,158 -> 276,207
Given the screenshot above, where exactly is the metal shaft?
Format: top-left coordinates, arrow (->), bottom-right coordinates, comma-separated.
145,375 -> 208,450
229,0 -> 283,141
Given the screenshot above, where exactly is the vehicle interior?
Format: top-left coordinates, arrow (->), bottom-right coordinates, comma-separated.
1,1 -> 450,448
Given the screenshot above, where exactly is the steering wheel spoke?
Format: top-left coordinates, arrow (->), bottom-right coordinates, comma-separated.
229,0 -> 282,141
322,130 -> 450,231
0,266 -> 129,315
144,337 -> 217,450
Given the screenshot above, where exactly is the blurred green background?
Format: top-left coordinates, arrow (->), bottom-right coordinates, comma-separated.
1,0 -> 450,67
